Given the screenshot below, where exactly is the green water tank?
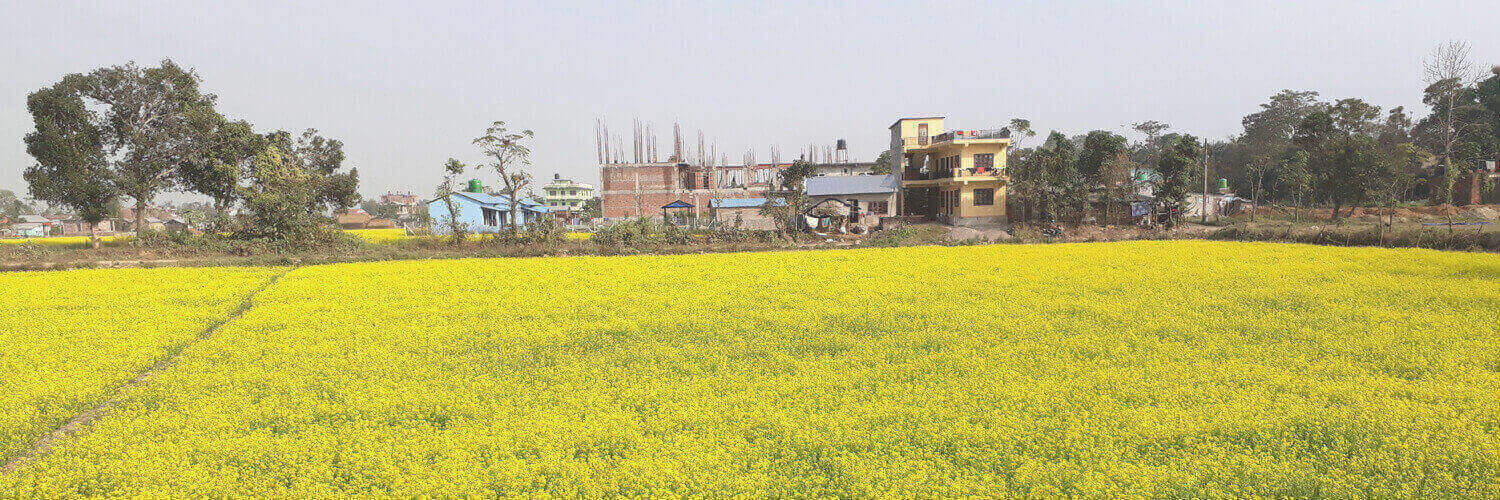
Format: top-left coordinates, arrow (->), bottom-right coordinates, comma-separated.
466,179 -> 483,193
1219,178 -> 1229,190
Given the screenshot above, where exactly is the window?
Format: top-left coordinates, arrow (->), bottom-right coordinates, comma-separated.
482,208 -> 498,226
868,201 -> 889,214
973,188 -> 995,206
918,124 -> 929,145
974,153 -> 994,172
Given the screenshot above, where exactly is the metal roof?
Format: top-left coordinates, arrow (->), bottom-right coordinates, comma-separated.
805,174 -> 898,197
709,198 -> 769,209
661,200 -> 694,209
429,191 -> 549,212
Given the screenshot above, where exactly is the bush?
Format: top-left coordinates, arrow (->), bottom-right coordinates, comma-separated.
863,224 -> 920,247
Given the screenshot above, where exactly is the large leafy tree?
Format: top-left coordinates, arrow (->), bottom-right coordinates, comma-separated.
22,75 -> 120,245
49,61 -> 217,236
1007,118 -> 1037,149
264,129 -> 361,214
1010,132 -> 1082,224
1076,130 -> 1128,185
1241,90 -> 1325,156
237,146 -> 322,244
180,113 -> 264,215
1476,67 -> 1500,156
473,121 -> 533,233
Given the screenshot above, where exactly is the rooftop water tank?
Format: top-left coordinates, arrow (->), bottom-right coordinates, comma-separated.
466,179 -> 483,193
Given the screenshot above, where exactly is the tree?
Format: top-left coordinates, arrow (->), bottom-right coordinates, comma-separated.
237,146 -> 322,244
265,129 -> 361,214
1156,134 -> 1202,215
473,121 -> 534,233
762,159 -> 818,233
1009,132 -> 1082,224
1377,106 -> 1414,147
1131,121 -> 1171,167
52,61 -> 218,237
1330,98 -> 1382,138
776,159 -> 816,191
22,77 -> 120,247
1476,67 -> 1500,156
1241,90 -> 1325,155
1273,150 -> 1312,215
872,150 -> 892,174
180,114 -> 264,218
436,158 -> 469,243
580,197 -> 602,219
1421,41 -> 1477,203
1008,118 -> 1037,149
1076,130 -> 1128,185
0,190 -> 36,217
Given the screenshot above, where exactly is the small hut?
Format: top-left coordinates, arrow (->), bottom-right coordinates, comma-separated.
660,200 -> 695,225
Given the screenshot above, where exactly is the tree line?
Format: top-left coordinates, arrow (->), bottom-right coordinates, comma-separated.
22,60 -> 359,246
1007,41 -> 1499,226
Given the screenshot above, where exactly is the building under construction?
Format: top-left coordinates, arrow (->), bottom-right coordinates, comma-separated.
595,119 -> 874,220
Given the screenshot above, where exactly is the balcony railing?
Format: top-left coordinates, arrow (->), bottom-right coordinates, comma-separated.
933,129 -> 1008,143
903,166 -> 1003,181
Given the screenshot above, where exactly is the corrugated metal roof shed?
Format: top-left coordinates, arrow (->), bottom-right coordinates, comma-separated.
709,198 -> 770,209
805,175 -> 898,197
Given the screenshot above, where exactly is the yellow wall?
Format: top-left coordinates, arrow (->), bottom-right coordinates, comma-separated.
890,118 -> 946,150
956,182 -> 1006,219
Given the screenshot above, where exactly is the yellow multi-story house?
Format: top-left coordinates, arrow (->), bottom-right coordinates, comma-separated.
888,117 -> 1010,227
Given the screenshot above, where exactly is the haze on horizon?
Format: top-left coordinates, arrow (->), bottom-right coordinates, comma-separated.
2,0 -> 1497,202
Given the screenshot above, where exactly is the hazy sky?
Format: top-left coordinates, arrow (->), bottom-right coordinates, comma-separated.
2,1 -> 1497,202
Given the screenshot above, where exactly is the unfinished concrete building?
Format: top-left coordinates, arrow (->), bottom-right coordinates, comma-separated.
599,162 -> 792,220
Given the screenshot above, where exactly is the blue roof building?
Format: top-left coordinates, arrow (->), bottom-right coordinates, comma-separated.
427,191 -> 550,234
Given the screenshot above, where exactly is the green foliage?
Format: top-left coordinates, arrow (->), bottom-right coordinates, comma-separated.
264,129 -> 361,213
22,74 -> 120,229
872,150 -> 892,175
1010,131 -> 1086,224
180,115 -> 263,212
579,197 -> 602,219
1077,130 -> 1128,183
236,147 -> 332,246
1156,134 -> 1202,209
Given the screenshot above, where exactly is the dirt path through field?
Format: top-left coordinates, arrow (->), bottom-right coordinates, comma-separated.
0,266 -> 299,475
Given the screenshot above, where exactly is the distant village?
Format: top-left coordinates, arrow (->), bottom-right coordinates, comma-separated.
7,108 -> 1499,240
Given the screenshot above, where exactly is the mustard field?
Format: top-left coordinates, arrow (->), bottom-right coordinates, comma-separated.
2,241 -> 1497,497
0,235 -> 131,248
0,267 -> 284,462
344,228 -> 592,244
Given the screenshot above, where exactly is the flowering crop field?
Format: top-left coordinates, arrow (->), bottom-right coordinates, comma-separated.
344,228 -> 592,244
4,241 -> 1498,497
0,235 -> 131,248
0,267 -> 284,464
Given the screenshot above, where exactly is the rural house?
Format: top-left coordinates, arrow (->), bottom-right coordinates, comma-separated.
890,117 -> 1011,227
427,188 -> 551,234
805,174 -> 898,230
9,214 -> 53,237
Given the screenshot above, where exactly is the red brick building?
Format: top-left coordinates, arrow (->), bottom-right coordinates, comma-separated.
600,162 -> 792,219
